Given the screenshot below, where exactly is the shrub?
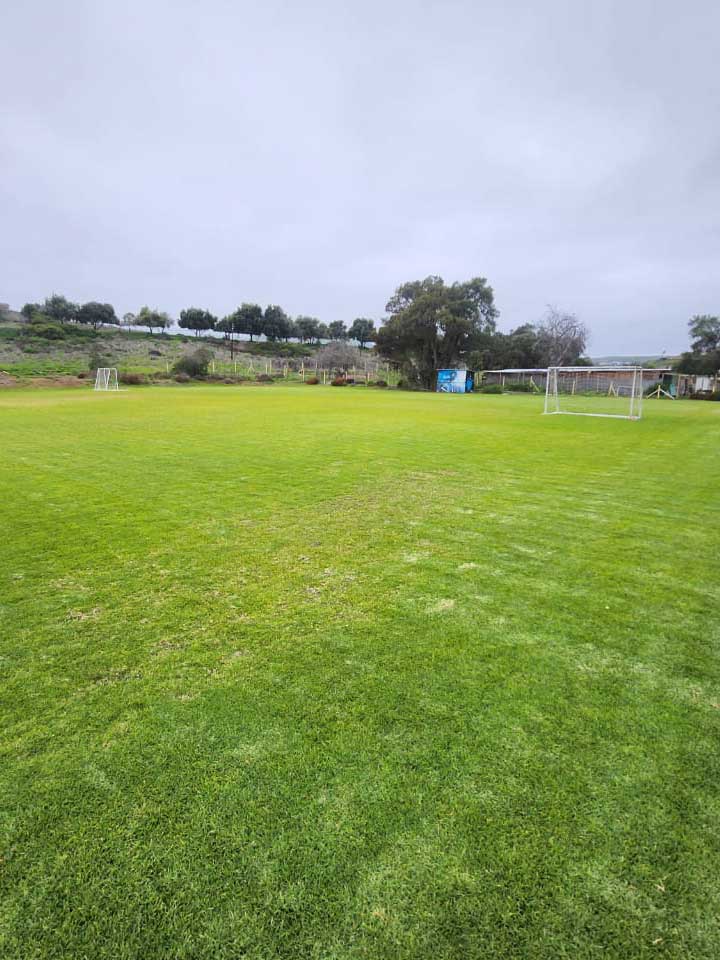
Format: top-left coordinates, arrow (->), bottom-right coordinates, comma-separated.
25,322 -> 66,341
172,348 -> 212,378
479,384 -> 504,394
505,382 -> 534,393
256,373 -> 274,382
331,376 -> 347,386
305,376 -> 320,384
119,372 -> 146,385
375,379 -> 388,388
174,372 -> 191,383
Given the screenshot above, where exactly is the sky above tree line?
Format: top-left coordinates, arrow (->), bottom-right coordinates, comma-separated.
2,0 -> 718,355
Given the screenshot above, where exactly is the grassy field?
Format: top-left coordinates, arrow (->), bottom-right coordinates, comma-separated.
1,385 -> 719,959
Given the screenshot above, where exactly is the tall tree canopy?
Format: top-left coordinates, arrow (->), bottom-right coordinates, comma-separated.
328,320 -> 347,340
263,305 -> 291,341
76,302 -> 119,329
178,307 -> 216,337
348,318 -> 375,349
43,294 -> 78,325
233,303 -> 264,341
676,314 -> 720,374
132,306 -> 172,335
375,276 -> 498,387
295,316 -> 321,342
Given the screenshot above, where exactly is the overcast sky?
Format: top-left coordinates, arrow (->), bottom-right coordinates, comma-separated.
2,1 -> 719,354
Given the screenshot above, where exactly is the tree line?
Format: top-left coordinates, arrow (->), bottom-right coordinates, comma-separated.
375,276 -> 590,389
18,295 -> 376,348
16,283 -> 593,385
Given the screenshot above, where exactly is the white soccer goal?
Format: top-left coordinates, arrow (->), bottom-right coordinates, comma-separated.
94,367 -> 119,391
544,366 -> 643,420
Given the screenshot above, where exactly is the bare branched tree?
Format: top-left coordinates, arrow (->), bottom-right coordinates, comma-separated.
315,341 -> 363,374
536,306 -> 589,365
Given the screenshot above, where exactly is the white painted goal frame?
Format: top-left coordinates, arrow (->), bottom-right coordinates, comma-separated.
544,366 -> 643,420
94,367 -> 119,391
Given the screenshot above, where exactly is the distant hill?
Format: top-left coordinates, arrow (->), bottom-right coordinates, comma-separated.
591,355 -> 676,368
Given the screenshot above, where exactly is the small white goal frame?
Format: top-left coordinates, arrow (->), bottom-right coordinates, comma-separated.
544,366 -> 643,420
94,367 -> 119,391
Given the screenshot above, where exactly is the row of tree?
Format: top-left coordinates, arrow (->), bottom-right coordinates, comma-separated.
375,276 -> 589,388
19,295 -> 376,347
21,295 -> 122,330
199,306 -> 374,349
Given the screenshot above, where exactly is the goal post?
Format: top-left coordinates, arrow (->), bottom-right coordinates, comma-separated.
94,367 -> 119,391
544,366 -> 643,420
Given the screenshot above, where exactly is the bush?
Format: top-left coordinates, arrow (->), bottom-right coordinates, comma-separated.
305,376 -> 320,384
478,384 -> 504,394
25,322 -> 66,340
172,348 -> 212,378
375,379 -> 388,388
505,382 -> 535,393
174,372 -> 191,383
119,372 -> 146,385
331,376 -> 347,386
256,373 -> 274,382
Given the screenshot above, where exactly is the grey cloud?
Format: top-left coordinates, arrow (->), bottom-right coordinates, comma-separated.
2,0 -> 719,353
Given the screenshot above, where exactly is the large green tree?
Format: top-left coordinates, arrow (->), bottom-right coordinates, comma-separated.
676,314 -> 720,374
263,305 -> 291,342
43,294 -> 78,325
295,316 -> 321,343
20,302 -> 42,320
328,320 -> 347,340
132,306 -> 172,335
233,303 -> 264,341
178,308 -> 217,337
348,318 -> 375,349
375,276 -> 498,388
76,302 -> 119,330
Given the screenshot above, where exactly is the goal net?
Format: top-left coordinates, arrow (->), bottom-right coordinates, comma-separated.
94,367 -> 119,391
544,366 -> 643,420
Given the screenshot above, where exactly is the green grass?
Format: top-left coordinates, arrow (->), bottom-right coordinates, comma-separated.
1,386 -> 719,959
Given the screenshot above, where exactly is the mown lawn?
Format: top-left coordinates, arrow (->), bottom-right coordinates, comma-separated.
1,385 -> 719,959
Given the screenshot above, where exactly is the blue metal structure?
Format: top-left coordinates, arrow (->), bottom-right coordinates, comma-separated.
436,369 -> 475,394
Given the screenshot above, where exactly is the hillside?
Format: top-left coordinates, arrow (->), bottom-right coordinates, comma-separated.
0,318 -> 318,379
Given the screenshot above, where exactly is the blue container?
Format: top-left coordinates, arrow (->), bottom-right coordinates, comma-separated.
436,369 -> 474,394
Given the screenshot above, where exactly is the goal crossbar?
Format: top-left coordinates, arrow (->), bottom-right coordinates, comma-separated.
544,366 -> 643,420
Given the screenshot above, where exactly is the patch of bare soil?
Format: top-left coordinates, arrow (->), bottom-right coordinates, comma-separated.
0,374 -> 89,389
